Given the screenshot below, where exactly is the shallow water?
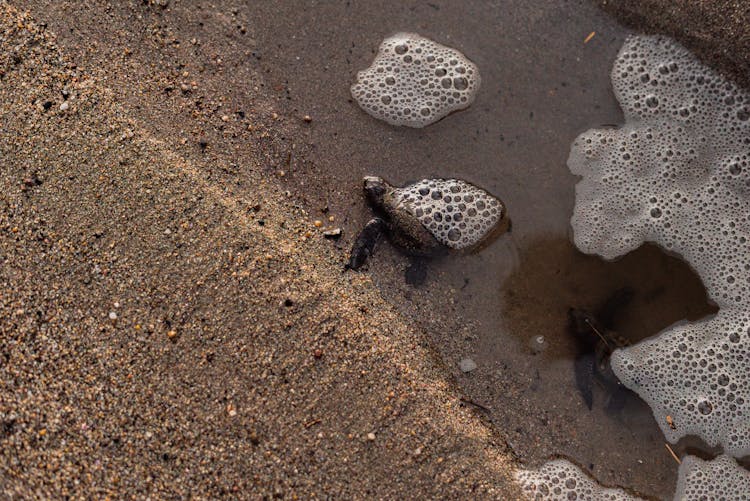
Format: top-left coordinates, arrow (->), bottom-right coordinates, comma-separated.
250,1 -> 721,498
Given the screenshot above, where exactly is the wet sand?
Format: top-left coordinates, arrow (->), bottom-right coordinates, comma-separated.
2,0 -> 748,499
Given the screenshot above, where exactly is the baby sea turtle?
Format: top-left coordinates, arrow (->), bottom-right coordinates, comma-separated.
346,176 -> 510,282
568,287 -> 634,411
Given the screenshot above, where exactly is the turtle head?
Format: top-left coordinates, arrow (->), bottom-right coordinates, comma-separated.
363,176 -> 388,208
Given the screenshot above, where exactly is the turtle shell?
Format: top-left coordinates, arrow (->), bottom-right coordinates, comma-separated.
386,178 -> 507,250
381,193 -> 442,256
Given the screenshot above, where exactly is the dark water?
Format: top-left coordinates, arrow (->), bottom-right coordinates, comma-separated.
250,1 -> 719,498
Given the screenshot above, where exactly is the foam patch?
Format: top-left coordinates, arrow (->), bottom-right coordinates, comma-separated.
675,455 -> 750,501
568,35 -> 750,457
351,33 -> 480,127
515,460 -> 642,501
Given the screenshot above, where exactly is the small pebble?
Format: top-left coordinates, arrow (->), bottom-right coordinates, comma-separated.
459,358 -> 477,373
323,228 -> 342,239
59,101 -> 69,111
108,311 -> 118,320
313,220 -> 323,228
167,329 -> 178,340
529,334 -> 549,355
303,115 -> 312,122
366,432 -> 376,441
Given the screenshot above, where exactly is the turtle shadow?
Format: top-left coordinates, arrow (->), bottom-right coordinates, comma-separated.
344,215 -> 513,289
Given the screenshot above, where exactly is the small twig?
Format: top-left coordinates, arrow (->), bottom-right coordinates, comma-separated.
584,31 -> 596,44
304,418 -> 321,429
584,318 -> 612,350
664,443 -> 681,464
460,397 -> 491,413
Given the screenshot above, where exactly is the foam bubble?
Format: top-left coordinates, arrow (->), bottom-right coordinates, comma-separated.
675,455 -> 750,500
569,35 -> 750,457
515,460 -> 642,500
351,33 -> 480,127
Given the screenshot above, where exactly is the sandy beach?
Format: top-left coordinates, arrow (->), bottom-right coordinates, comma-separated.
1,1 -> 748,499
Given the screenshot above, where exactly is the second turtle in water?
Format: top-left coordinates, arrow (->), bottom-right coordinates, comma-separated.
347,176 -> 510,282
568,287 -> 635,412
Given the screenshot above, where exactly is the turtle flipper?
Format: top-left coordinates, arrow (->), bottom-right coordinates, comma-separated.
345,217 -> 386,271
574,353 -> 596,410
